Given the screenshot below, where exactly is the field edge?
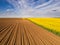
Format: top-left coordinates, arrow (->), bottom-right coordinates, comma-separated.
27,19 -> 60,36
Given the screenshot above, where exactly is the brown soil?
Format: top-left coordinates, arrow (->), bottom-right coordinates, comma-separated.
0,18 -> 60,45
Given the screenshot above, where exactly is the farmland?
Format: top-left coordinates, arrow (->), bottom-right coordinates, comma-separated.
28,18 -> 60,36
0,18 -> 60,45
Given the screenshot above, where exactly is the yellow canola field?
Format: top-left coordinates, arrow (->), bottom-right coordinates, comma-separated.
28,18 -> 60,32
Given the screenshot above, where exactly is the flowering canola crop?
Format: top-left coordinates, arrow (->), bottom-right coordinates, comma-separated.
28,18 -> 60,32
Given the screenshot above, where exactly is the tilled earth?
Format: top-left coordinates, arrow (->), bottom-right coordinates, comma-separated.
0,18 -> 60,45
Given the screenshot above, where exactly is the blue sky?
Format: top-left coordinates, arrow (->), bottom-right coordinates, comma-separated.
0,0 -> 49,11
0,0 -> 60,18
0,0 -> 14,12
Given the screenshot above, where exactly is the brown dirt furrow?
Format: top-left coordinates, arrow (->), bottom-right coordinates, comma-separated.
8,23 -> 18,45
22,20 -> 51,45
0,23 -> 9,32
15,23 -> 21,45
0,18 -> 60,45
26,19 -> 60,45
0,24 -> 13,42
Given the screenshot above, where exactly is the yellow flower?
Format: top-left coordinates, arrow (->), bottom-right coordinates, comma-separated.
28,18 -> 60,32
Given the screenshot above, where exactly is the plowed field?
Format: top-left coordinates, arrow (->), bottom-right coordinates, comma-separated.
0,18 -> 60,45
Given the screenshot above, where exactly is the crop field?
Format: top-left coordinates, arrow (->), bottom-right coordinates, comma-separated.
28,18 -> 60,36
0,18 -> 60,45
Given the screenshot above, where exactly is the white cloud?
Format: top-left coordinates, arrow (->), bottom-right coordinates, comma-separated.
0,0 -> 60,18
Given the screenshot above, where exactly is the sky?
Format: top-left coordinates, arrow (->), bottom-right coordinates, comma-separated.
0,0 -> 60,18
0,0 -> 14,11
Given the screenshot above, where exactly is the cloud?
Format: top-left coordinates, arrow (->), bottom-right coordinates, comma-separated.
0,0 -> 60,18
